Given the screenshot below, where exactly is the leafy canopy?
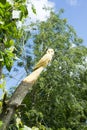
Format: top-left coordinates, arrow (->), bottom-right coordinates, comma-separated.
21,10 -> 87,130
0,0 -> 28,71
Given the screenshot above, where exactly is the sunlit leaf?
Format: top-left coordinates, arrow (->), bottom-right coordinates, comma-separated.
32,5 -> 36,14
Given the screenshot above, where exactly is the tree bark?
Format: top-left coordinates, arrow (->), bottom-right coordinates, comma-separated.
0,67 -> 44,130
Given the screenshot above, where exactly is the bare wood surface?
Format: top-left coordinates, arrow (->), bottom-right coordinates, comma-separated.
0,48 -> 54,130
0,67 -> 44,130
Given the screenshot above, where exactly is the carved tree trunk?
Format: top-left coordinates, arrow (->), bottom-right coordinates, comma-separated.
0,67 -> 44,130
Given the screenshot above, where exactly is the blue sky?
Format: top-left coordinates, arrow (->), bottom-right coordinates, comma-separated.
0,0 -> 87,98
24,0 -> 87,46
50,0 -> 87,46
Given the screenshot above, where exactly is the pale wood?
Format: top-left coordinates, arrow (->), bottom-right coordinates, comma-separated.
0,48 -> 54,130
0,67 -> 44,130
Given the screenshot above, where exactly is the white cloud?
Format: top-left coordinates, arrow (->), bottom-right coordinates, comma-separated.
7,0 -> 55,22
26,0 -> 55,23
66,0 -> 78,6
7,0 -> 55,26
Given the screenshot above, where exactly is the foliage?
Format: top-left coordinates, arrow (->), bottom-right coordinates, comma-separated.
0,0 -> 28,71
0,0 -> 29,122
21,11 -> 87,130
0,1 -> 87,129
0,120 -> 3,128
0,1 -> 35,129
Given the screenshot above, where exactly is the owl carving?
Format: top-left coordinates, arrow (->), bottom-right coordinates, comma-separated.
34,48 -> 54,70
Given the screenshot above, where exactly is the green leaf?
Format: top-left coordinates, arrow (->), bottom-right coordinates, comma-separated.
0,58 -> 3,61
32,5 -> 36,14
19,125 -> 32,130
0,121 -> 3,128
19,5 -> 28,20
0,0 -> 6,5
0,84 -> 3,88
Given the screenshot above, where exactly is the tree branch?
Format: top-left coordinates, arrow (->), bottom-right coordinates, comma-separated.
0,67 -> 44,130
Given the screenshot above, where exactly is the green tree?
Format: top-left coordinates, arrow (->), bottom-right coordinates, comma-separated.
0,0 -> 28,75
0,1 -> 37,130
21,10 -> 87,130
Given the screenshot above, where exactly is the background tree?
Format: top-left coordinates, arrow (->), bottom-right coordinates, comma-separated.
0,1 -> 87,129
21,10 -> 87,130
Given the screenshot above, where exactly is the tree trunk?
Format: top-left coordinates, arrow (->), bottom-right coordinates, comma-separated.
0,67 -> 44,130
